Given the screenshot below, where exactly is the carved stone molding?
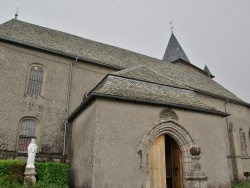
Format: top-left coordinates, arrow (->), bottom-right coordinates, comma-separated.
159,108 -> 178,121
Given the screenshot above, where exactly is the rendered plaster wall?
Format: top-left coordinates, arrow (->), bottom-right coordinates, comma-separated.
70,102 -> 98,188
197,93 -> 250,180
226,102 -> 250,177
0,41 -> 115,159
69,61 -> 116,113
176,109 -> 231,187
0,42 -> 69,156
72,98 -> 230,187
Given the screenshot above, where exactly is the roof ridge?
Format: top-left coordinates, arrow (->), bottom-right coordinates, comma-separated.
0,19 -> 84,40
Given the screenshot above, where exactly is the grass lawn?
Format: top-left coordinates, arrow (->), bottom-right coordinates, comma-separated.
232,181 -> 250,188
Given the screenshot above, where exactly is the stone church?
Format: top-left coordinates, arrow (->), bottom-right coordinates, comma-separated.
0,18 -> 250,188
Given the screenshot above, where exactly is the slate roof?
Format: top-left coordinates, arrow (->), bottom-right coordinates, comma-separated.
94,75 -> 213,110
113,64 -> 243,102
0,19 -> 246,105
0,19 -> 162,69
163,33 -> 190,63
67,74 -> 229,121
112,66 -> 190,90
151,63 -> 243,102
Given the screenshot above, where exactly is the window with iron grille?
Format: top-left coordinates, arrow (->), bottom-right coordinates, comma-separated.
18,119 -> 36,152
27,66 -> 43,95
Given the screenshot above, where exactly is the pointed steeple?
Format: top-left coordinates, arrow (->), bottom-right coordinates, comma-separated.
204,65 -> 211,75
204,65 -> 214,78
163,33 -> 190,63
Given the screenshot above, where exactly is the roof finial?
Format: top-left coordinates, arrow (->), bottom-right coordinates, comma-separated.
170,21 -> 174,33
15,7 -> 19,20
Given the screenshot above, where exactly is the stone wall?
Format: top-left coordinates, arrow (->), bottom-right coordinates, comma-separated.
70,101 -> 98,188
0,42 -> 69,157
197,93 -> 250,181
0,41 -> 115,160
70,98 -> 231,187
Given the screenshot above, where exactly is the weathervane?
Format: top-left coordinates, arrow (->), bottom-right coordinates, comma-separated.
15,7 -> 19,20
170,21 -> 174,33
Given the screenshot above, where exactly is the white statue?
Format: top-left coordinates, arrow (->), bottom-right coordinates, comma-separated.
26,139 -> 38,168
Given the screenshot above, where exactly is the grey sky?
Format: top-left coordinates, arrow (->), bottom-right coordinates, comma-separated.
1,0 -> 250,102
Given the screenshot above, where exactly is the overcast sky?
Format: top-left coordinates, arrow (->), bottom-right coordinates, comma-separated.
1,0 -> 250,103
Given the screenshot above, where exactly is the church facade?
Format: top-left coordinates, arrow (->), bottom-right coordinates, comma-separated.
0,19 -> 250,187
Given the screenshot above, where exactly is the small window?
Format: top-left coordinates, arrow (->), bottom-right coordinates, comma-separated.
27,66 -> 43,95
18,119 -> 36,152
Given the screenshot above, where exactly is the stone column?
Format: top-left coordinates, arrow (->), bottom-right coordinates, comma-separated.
186,146 -> 208,188
24,139 -> 38,185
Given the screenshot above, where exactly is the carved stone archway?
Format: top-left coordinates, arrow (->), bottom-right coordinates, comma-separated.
137,109 -> 207,187
137,120 -> 194,179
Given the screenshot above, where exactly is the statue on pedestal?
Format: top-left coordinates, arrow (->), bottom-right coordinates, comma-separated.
26,139 -> 38,168
24,139 -> 38,185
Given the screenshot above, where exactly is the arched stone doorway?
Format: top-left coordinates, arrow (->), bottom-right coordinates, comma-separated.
149,134 -> 183,188
137,120 -> 194,187
137,109 -> 208,188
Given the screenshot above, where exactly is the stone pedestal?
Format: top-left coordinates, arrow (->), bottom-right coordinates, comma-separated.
186,180 -> 207,188
186,146 -> 208,188
24,167 -> 36,185
186,171 -> 207,188
23,139 -> 38,185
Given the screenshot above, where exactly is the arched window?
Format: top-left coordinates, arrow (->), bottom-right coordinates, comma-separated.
27,66 -> 44,95
18,119 -> 36,152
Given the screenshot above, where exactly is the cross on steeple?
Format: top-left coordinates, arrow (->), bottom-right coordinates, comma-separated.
15,7 -> 19,20
170,21 -> 174,33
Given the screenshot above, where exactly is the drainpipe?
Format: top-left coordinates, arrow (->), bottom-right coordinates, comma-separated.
62,57 -> 77,161
224,99 -> 238,181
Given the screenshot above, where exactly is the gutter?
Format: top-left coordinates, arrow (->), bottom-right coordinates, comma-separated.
62,57 -> 76,159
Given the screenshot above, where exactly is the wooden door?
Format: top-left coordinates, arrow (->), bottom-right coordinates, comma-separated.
149,135 -> 183,188
171,141 -> 183,188
149,135 -> 167,188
